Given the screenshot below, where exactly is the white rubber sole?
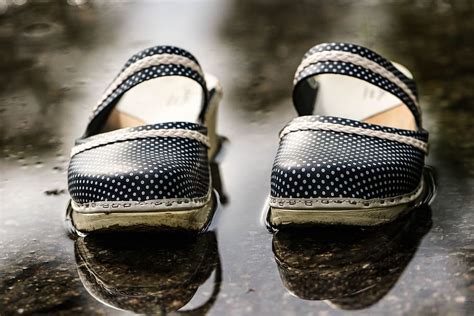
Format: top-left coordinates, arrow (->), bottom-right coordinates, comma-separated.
269,203 -> 416,227
71,195 -> 216,233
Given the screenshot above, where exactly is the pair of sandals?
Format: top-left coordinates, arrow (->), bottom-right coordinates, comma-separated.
68,43 -> 434,233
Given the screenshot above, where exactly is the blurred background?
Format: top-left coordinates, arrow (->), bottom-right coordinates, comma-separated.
0,0 -> 473,315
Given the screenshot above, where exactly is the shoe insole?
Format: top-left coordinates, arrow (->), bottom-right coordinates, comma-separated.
102,76 -> 204,132
311,62 -> 416,130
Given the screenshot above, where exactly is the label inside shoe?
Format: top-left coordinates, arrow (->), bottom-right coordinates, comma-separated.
312,74 -> 401,121
116,77 -> 203,124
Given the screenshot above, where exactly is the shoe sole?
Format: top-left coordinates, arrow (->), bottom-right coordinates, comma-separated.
269,202 -> 417,227
268,167 -> 435,227
70,194 -> 216,233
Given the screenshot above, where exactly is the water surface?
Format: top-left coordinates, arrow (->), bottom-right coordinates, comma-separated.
1,0 -> 473,315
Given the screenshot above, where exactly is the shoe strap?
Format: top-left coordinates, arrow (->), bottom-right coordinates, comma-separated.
292,43 -> 422,127
73,122 -> 209,157
85,46 -> 208,136
280,120 -> 428,154
72,128 -> 210,157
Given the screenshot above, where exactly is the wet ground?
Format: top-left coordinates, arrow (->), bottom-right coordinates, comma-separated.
1,0 -> 473,315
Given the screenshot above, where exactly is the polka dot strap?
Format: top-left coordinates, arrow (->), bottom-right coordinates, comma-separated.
280,121 -> 428,154
85,46 -> 208,136
301,43 -> 417,96
71,128 -> 210,157
96,54 -> 204,108
122,46 -> 200,69
292,42 -> 422,127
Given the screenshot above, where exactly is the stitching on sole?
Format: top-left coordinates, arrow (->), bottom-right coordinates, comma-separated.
269,180 -> 423,209
72,191 -> 212,213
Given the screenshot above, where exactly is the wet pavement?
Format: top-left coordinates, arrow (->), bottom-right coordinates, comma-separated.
1,0 -> 473,315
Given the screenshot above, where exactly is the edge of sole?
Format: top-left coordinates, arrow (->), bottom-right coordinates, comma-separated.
70,195 -> 216,233
267,169 -> 435,227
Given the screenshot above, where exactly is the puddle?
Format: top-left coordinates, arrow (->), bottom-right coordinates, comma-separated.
272,206 -> 433,309
74,231 -> 221,314
0,1 -> 473,315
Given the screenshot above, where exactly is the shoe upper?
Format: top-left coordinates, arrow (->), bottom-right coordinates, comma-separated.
69,122 -> 210,204
271,43 -> 429,203
68,46 -> 212,205
271,116 -> 427,200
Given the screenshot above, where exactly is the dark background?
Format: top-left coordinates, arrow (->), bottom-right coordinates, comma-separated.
0,0 -> 473,315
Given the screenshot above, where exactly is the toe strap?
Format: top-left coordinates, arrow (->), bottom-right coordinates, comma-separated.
280,119 -> 428,154
71,127 -> 210,157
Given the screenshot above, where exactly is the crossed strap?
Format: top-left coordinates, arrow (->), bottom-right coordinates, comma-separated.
292,42 -> 422,127
85,46 -> 208,136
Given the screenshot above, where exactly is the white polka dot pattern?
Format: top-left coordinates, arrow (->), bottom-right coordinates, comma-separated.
71,128 -> 210,157
271,116 -> 426,200
279,121 -> 428,153
272,43 -> 430,202
69,122 -> 210,204
68,46 -> 213,205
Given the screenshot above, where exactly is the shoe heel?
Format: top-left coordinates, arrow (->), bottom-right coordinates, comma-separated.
204,74 -> 223,160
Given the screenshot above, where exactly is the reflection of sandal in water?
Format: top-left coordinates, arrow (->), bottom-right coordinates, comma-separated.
272,206 -> 432,309
67,46 -> 222,233
75,232 -> 221,314
269,42 -> 434,227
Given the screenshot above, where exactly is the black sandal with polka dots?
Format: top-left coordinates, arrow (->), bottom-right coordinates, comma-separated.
67,46 -> 222,233
268,43 -> 434,227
